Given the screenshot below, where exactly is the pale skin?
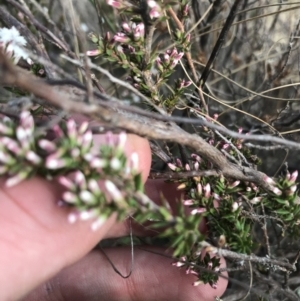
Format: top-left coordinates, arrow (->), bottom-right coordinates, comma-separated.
0,134 -> 228,301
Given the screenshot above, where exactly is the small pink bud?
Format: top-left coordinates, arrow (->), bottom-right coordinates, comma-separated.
26,150 -> 41,164
20,111 -> 34,130
45,156 -> 66,169
63,191 -> 77,204
58,176 -> 75,190
250,197 -> 262,205
79,190 -> 95,203
74,171 -> 86,187
176,158 -> 183,167
6,172 -> 27,187
79,210 -> 97,221
168,163 -> 177,171
86,49 -> 101,56
164,53 -> 170,62
229,180 -> 240,188
110,157 -> 121,170
90,157 -> 106,168
191,208 -> 206,215
183,199 -> 194,206
106,0 -> 122,8
68,212 -> 78,224
105,180 -> 123,201
113,32 -> 130,43
287,185 -> 297,195
88,179 -> 100,193
121,22 -> 131,33
177,183 -> 186,190
91,216 -> 106,231
118,132 -> 127,149
130,152 -> 139,171
182,4 -> 189,16
232,202 -> 240,212
191,154 -> 201,162
82,130 -> 93,146
272,187 -> 282,195
222,143 -> 229,150
147,0 -> 157,8
204,183 -> 211,198
290,170 -> 298,183
197,183 -> 202,195
264,176 -> 275,185
133,23 -> 145,41
149,7 -> 161,19
213,193 -> 221,201
172,261 -> 185,267
193,280 -> 204,287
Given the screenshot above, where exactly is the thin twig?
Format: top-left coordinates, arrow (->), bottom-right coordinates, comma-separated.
198,0 -> 242,88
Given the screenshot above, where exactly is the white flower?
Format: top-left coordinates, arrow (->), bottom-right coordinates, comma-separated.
0,26 -> 28,63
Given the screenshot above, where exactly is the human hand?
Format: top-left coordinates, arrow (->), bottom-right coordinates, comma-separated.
0,133 -> 227,301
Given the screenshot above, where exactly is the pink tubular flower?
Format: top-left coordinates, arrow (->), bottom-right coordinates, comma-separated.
149,7 -> 161,19
164,53 -> 170,63
232,202 -> 240,212
250,197 -> 262,205
91,216 -> 106,231
172,256 -> 186,267
155,56 -> 163,71
86,49 -> 101,56
178,79 -> 192,90
287,185 -> 297,196
105,180 -> 123,202
133,23 -> 145,41
106,0 -> 123,8
130,152 -> 139,171
45,155 -> 67,169
20,111 -> 34,130
6,171 -> 28,187
264,176 -> 276,185
74,170 -> 87,189
272,187 -> 282,196
25,150 -> 41,165
63,191 -> 78,204
58,176 -> 76,190
68,212 -> 78,224
183,199 -> 194,206
193,280 -> 204,287
204,183 -> 211,198
38,139 -> 57,152
113,32 -> 130,43
147,0 -> 162,19
197,183 -> 202,195
191,207 -> 207,215
290,170 -> 298,183
66,119 -> 77,140
182,4 -> 189,17
121,22 -> 131,33
229,180 -> 240,188
168,162 -> 177,171
191,153 -> 201,162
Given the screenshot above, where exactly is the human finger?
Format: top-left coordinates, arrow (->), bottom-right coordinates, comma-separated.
0,134 -> 151,301
23,247 -> 228,301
